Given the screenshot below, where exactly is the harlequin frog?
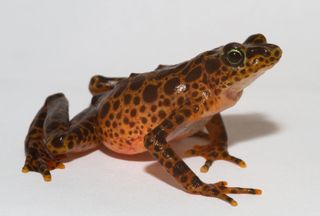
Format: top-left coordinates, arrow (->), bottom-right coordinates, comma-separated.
22,34 -> 282,206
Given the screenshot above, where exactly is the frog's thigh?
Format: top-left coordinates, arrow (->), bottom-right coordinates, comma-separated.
23,93 -> 99,181
144,107 -> 260,206
186,113 -> 246,172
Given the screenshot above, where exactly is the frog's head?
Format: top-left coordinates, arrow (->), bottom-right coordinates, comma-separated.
205,34 -> 282,94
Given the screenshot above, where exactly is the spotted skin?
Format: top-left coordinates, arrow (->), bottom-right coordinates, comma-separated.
23,34 -> 282,206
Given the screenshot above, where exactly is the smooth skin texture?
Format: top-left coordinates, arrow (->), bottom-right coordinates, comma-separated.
22,34 -> 282,206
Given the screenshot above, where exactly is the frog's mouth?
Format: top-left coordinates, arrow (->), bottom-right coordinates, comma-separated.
232,64 -> 273,93
225,90 -> 243,101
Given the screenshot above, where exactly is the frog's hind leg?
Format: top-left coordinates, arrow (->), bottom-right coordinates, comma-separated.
185,113 -> 246,173
22,93 -> 99,181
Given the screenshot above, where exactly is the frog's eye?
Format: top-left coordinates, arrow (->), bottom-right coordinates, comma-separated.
226,49 -> 244,66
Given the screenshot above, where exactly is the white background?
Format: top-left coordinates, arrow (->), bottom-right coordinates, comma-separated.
1,0 -> 319,216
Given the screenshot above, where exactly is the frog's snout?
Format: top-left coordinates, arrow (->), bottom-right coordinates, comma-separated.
266,44 -> 282,62
272,46 -> 282,61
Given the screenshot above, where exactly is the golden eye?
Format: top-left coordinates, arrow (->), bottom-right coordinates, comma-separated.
226,49 -> 244,66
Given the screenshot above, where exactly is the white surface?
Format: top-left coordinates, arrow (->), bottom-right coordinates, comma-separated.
0,0 -> 319,216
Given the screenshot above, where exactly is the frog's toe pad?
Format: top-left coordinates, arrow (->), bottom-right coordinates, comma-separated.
198,181 -> 262,206
22,155 -> 64,182
185,144 -> 247,172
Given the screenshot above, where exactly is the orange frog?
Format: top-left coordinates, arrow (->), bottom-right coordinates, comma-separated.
22,34 -> 282,206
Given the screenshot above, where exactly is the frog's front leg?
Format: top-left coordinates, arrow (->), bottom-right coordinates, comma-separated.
185,113 -> 246,172
22,93 -> 99,181
144,109 -> 261,206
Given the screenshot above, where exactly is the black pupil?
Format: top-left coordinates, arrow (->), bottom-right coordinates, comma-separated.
227,50 -> 243,65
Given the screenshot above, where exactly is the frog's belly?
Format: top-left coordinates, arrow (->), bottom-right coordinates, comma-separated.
102,135 -> 146,155
102,117 -> 210,155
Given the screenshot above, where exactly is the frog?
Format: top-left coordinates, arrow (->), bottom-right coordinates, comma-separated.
22,34 -> 282,206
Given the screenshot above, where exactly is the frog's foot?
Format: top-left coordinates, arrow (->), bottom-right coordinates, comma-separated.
185,144 -> 246,172
194,181 -> 262,206
22,146 -> 65,182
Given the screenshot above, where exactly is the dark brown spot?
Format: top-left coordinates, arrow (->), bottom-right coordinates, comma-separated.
130,109 -> 137,117
67,141 -> 74,149
164,78 -> 180,95
116,111 -> 122,119
140,117 -> 147,124
191,91 -> 198,97
175,115 -> 184,124
211,188 -> 219,195
162,148 -> 174,158
151,116 -> 157,123
194,55 -> 203,65
192,83 -> 199,89
173,161 -> 189,177
191,176 -> 203,188
105,120 -> 110,127
177,97 -> 184,106
124,94 -> 131,104
113,100 -> 120,110
133,96 -> 140,105
246,47 -> 270,58
100,102 -> 110,118
73,128 -> 83,141
185,66 -> 202,82
158,110 -> 166,119
129,76 -> 145,90
143,85 -> 158,103
163,119 -> 173,129
123,117 -> 129,124
182,109 -> 191,117
205,58 -> 221,73
180,175 -> 188,183
109,113 -> 114,120
51,135 -> 64,148
140,105 -> 145,112
163,98 -> 170,106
